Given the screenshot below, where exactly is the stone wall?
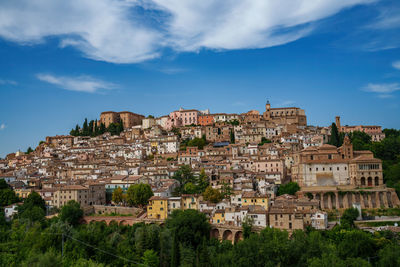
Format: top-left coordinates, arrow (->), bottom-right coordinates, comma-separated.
297,186 -> 400,210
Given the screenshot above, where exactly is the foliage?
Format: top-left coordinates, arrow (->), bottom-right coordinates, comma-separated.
242,216 -> 254,239
258,137 -> 272,146
0,209 -> 399,267
18,191 -> 46,222
142,249 -> 159,267
166,209 -> 210,249
26,147 -> 34,154
341,208 -> 359,228
329,123 -> 341,147
203,186 -> 223,203
172,165 -> 209,195
70,118 -> 123,137
112,187 -> 125,204
59,200 -> 83,226
278,182 -> 300,196
126,183 -> 153,207
0,180 -> 19,207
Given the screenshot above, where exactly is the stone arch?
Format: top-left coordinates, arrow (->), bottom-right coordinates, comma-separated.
210,228 -> 220,239
374,177 -> 379,186
361,177 -> 366,186
331,193 -> 337,209
109,220 -> 118,226
119,220 -> 127,226
222,230 -> 233,241
234,231 -> 243,243
367,177 -> 372,187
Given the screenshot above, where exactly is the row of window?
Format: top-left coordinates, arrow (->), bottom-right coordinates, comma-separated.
309,166 -> 347,172
358,164 -> 380,170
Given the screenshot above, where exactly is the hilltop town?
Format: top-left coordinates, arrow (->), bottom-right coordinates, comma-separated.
1,101 -> 399,238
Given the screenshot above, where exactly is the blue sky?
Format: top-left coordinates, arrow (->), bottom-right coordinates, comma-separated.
1,0 -> 400,157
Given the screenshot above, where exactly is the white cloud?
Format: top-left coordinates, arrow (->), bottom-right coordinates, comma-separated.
36,73 -> 116,93
0,0 -> 376,64
0,124 -> 5,130
393,61 -> 400,70
0,79 -> 17,85
363,82 -> 400,98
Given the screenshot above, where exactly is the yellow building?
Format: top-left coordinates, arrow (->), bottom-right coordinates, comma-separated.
181,194 -> 201,210
147,196 -> 168,220
242,192 -> 269,211
15,188 -> 32,199
212,210 -> 225,224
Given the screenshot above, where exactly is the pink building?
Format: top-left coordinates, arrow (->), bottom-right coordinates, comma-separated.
166,108 -> 200,129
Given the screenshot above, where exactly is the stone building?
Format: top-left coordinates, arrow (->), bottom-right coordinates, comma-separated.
99,111 -> 144,128
53,183 -> 105,208
263,101 -> 307,126
336,116 -> 385,142
292,135 -> 383,187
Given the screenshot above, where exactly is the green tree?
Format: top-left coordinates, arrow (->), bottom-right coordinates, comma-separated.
172,165 -> 195,195
0,188 -> 19,207
278,182 -> 300,196
82,118 -> 89,136
378,244 -> 400,267
197,169 -> 209,193
170,231 -> 180,267
242,215 -> 254,239
99,123 -> 106,134
126,184 -> 153,207
202,186 -> 223,203
26,147 -> 34,154
329,123 -> 342,147
18,191 -> 46,214
187,137 -> 206,149
112,187 -> 125,204
230,129 -> 235,144
0,179 -> 9,190
59,200 -> 83,226
142,249 -> 159,267
183,182 -> 197,194
166,209 -> 210,249
341,208 -> 359,228
221,182 -> 233,199
258,137 -> 272,146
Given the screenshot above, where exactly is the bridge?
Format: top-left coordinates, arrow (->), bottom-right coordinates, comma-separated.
81,216 -> 164,226
82,216 -> 262,244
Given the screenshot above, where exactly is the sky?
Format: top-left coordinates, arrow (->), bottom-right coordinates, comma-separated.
0,0 -> 400,157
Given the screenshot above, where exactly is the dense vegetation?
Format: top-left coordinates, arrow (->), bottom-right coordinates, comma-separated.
111,184 -> 154,207
70,118 -> 124,137
329,126 -> 400,197
1,193 -> 400,267
278,182 -> 300,196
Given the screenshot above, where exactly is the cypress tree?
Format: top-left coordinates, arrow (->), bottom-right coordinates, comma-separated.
100,123 -> 106,134
170,231 -> 180,267
329,123 -> 340,147
94,120 -> 99,136
82,118 -> 89,136
88,120 -> 94,136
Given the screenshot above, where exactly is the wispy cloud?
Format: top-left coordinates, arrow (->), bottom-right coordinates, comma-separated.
158,67 -> 188,75
393,61 -> 400,70
0,0 -> 376,64
36,73 -> 116,93
0,79 -> 17,86
0,124 -> 6,130
363,83 -> 400,98
279,100 -> 296,106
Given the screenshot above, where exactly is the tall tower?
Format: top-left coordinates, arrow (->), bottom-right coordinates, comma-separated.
335,116 -> 341,132
264,100 -> 271,120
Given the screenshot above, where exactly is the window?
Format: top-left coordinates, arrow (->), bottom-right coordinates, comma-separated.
289,222 -> 292,229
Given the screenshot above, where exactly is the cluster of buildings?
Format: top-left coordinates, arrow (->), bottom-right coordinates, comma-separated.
1,101 -> 397,231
